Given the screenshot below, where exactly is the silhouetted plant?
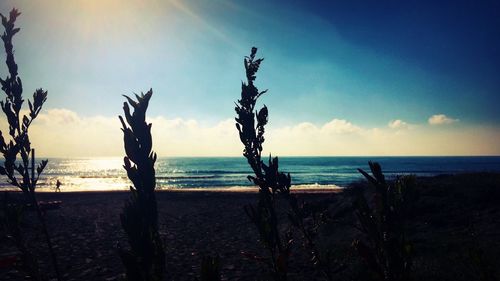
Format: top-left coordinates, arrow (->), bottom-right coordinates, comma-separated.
235,47 -> 348,281
353,161 -> 417,281
118,89 -> 166,281
235,47 -> 292,281
0,8 -> 60,281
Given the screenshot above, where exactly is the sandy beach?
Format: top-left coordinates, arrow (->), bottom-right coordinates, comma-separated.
2,190 -> 343,280
1,173 -> 500,280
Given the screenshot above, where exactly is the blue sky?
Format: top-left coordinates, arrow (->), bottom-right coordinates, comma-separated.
0,0 -> 499,156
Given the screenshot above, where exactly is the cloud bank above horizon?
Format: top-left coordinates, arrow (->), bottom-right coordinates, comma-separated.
4,108 -> 497,157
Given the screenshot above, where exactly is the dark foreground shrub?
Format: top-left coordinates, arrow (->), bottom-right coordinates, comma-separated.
0,8 -> 60,281
354,161 -> 417,281
118,89 -> 166,281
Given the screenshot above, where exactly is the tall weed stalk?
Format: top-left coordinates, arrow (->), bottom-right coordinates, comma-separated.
235,47 -> 292,281
118,89 -> 166,281
0,8 -> 60,281
235,47 -> 346,281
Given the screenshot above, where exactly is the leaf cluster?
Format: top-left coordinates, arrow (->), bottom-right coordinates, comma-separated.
235,47 -> 269,179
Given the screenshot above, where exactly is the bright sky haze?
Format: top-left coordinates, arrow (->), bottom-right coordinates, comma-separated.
0,0 -> 499,157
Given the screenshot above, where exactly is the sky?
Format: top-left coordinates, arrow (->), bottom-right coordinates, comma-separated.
0,0 -> 499,157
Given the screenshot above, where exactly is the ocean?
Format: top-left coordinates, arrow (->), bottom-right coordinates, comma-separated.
1,156 -> 500,192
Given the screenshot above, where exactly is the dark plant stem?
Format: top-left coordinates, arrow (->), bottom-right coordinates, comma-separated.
15,233 -> 42,281
2,193 -> 42,281
294,213 -> 331,280
29,149 -> 62,281
0,8 -> 56,280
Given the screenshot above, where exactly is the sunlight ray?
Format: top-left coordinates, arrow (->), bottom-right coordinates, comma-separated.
168,0 -> 240,49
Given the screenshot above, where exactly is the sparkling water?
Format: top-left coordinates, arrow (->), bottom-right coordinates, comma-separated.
1,156 -> 500,192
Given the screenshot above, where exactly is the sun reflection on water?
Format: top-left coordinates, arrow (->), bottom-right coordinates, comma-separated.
37,158 -> 129,192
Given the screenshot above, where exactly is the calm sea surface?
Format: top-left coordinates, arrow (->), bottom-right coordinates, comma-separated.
1,156 -> 500,192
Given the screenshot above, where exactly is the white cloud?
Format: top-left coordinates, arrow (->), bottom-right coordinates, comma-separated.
321,119 -> 361,134
428,114 -> 459,125
1,109 -> 498,157
1,108 -> 241,157
37,108 -> 80,124
388,119 -> 409,129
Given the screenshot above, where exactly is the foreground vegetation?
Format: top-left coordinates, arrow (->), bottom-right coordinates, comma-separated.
1,173 -> 499,280
0,8 -> 60,281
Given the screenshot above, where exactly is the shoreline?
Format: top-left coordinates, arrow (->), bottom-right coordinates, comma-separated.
0,184 -> 345,194
3,171 -> 499,194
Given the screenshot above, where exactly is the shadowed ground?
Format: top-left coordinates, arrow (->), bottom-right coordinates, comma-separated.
1,173 -> 500,280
